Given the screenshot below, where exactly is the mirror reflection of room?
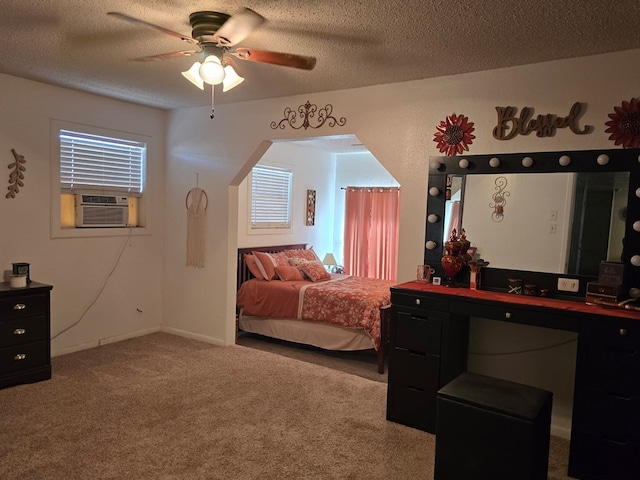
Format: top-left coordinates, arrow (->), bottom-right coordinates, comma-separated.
444,171 -> 629,275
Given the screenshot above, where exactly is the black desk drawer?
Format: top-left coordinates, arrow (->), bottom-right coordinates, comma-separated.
0,316 -> 48,347
0,294 -> 48,321
387,382 -> 437,433
570,431 -> 640,480
391,292 -> 448,312
393,310 -> 442,353
580,336 -> 640,396
578,387 -> 640,437
450,301 -> 579,331
0,340 -> 49,375
389,347 -> 440,392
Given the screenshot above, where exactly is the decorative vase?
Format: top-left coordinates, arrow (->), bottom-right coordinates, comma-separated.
441,253 -> 465,287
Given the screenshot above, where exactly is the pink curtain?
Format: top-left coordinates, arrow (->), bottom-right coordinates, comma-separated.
344,187 -> 400,281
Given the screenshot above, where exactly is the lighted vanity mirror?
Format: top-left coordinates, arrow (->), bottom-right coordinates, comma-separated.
450,171 -> 629,276
425,148 -> 640,294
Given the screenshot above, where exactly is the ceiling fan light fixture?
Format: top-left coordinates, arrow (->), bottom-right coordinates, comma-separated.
222,65 -> 244,92
181,61 -> 205,90
199,55 -> 225,85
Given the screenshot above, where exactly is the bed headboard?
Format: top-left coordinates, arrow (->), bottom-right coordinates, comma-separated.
237,244 -> 308,290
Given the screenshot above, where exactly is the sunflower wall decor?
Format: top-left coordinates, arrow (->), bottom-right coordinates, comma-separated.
605,98 -> 640,148
433,113 -> 476,156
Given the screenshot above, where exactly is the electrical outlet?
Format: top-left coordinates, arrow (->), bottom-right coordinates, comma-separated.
549,223 -> 557,234
558,278 -> 579,292
550,210 -> 558,221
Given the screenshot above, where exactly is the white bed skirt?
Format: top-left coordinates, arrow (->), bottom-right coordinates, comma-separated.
238,314 -> 375,351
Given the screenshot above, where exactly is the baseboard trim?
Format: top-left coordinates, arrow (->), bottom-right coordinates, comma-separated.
160,326 -> 225,346
52,327 -> 161,357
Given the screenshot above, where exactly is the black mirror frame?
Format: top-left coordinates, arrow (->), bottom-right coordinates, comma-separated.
425,148 -> 640,299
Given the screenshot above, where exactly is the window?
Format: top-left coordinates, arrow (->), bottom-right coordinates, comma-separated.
59,129 -> 146,195
250,164 -> 293,229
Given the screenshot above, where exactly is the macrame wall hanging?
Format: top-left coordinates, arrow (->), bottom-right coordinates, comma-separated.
185,175 -> 208,268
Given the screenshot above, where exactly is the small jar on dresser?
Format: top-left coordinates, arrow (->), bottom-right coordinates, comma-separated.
0,281 -> 53,389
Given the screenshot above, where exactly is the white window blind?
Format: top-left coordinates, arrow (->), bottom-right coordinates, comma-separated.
251,165 -> 293,229
59,129 -> 146,195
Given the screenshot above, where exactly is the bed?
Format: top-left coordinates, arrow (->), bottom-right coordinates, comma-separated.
236,244 -> 394,373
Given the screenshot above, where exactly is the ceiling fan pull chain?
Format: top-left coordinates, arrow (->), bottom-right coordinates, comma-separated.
210,86 -> 215,119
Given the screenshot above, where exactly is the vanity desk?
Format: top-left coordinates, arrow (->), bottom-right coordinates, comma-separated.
387,281 -> 640,480
401,147 -> 640,479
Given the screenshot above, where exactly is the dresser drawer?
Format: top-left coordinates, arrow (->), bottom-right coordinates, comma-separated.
579,335 -> 640,396
0,340 -> 49,375
570,431 -> 640,480
0,316 -> 49,347
0,293 -> 48,321
450,301 -> 579,331
389,347 -> 440,392
392,292 -> 448,312
387,382 -> 437,433
578,387 -> 640,437
393,310 -> 442,353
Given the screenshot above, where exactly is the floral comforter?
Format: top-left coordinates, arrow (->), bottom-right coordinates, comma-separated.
237,275 -> 395,350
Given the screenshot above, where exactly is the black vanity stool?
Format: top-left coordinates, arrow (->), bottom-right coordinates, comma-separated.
434,372 -> 553,480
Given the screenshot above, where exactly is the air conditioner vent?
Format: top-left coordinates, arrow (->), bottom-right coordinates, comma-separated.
75,194 -> 128,227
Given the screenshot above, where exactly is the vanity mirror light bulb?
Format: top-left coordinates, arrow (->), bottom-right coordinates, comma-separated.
559,155 -> 571,166
489,157 -> 500,168
631,255 -> 640,267
522,156 -> 534,168
458,158 -> 469,169
636,187 -> 640,198
429,186 -> 440,197
630,287 -> 640,299
597,154 -> 610,165
430,160 -> 442,170
634,221 -> 640,232
427,214 -> 439,223
426,240 -> 438,250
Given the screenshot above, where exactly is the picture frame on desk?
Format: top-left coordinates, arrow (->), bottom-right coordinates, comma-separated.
432,277 -> 441,285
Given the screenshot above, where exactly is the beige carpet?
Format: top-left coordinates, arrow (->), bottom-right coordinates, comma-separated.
0,332 -> 572,479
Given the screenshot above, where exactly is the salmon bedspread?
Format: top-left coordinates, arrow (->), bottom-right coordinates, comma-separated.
236,275 -> 395,350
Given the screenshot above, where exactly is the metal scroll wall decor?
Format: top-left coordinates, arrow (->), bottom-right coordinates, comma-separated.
271,101 -> 346,130
6,149 -> 26,199
489,176 -> 509,222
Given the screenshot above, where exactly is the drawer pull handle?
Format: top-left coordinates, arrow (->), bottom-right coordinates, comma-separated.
415,299 -> 421,305
14,354 -> 26,361
505,312 -> 512,319
13,303 -> 26,310
619,328 -> 628,336
13,328 -> 26,335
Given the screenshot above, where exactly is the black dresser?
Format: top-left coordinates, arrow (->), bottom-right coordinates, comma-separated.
0,281 -> 53,389
387,281 -> 640,480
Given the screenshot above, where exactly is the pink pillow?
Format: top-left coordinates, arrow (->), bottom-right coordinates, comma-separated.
275,265 -> 305,281
272,251 -> 290,268
299,260 -> 331,282
284,247 -> 320,262
252,251 -> 277,281
244,254 -> 264,280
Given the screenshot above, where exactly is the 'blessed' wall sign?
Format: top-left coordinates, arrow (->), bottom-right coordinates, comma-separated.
493,102 -> 592,140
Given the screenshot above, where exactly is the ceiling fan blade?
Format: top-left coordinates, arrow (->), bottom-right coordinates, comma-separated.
134,50 -> 201,62
212,8 -> 265,46
107,12 -> 199,45
230,48 -> 316,70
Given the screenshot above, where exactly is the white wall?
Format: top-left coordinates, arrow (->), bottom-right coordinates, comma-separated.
236,142 -> 336,259
165,49 -> 640,436
0,74 -> 166,355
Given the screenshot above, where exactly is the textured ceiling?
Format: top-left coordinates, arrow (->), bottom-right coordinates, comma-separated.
1,1 -> 640,111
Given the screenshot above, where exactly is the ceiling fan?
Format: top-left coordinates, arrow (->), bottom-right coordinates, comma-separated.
108,7 -> 316,113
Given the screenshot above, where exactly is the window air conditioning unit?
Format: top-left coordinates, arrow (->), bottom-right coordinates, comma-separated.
75,194 -> 129,227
